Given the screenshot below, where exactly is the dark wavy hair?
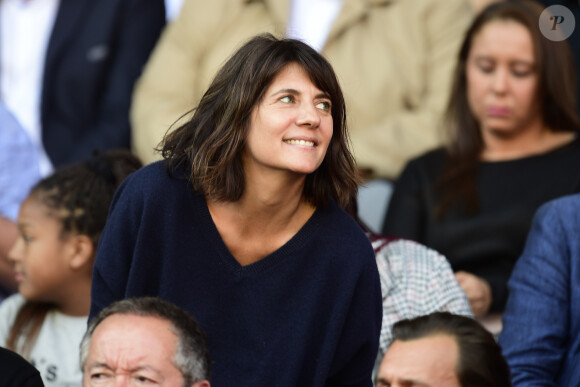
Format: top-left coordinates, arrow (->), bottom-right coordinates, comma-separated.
437,0 -> 580,216
161,33 -> 360,208
390,312 -> 511,387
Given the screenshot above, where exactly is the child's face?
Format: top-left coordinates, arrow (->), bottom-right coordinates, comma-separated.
8,196 -> 74,303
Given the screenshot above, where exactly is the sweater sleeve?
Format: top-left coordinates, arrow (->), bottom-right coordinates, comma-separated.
498,200 -> 572,386
349,0 -> 471,179
89,174 -> 143,320
130,0 -> 244,164
327,246 -> 382,386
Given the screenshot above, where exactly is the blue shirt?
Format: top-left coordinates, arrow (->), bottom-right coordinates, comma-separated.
499,194 -> 580,386
0,103 -> 40,221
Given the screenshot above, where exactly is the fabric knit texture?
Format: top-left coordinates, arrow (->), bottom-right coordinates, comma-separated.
90,161 -> 382,387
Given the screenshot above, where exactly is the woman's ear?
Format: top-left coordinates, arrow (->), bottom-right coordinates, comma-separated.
67,234 -> 95,270
192,381 -> 211,387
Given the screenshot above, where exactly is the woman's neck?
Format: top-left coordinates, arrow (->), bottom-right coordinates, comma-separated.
480,125 -> 575,161
207,169 -> 315,265
210,169 -> 310,233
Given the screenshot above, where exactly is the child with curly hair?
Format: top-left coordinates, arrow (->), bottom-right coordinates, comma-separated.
0,149 -> 141,386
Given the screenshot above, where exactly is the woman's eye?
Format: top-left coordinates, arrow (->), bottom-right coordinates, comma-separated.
316,101 -> 331,112
280,95 -> 294,103
511,67 -> 533,78
477,64 -> 494,74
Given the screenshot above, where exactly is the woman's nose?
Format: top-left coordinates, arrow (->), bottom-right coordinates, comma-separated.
296,103 -> 321,128
491,69 -> 508,94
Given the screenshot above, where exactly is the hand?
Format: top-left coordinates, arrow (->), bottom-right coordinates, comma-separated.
454,271 -> 492,317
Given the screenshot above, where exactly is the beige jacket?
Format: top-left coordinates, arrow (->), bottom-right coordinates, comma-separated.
131,0 -> 472,179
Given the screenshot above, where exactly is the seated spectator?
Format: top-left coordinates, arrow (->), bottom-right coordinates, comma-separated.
0,150 -> 141,386
0,0 -> 165,303
130,0 -> 472,180
350,200 -> 472,375
499,193 -> 580,385
80,297 -> 210,387
371,234 -> 473,358
382,0 -> 580,318
0,0 -> 165,170
376,312 -> 511,387
90,34 -> 382,386
0,346 -> 44,387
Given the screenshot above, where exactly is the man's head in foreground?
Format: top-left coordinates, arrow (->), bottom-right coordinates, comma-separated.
376,312 -> 511,387
80,297 -> 211,387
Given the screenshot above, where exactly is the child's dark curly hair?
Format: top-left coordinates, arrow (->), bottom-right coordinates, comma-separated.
29,149 -> 142,247
7,149 -> 142,358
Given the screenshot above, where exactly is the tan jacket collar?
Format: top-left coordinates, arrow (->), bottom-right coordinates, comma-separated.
257,0 -> 392,48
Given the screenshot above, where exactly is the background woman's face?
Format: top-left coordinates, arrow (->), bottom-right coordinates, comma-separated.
466,20 -> 541,138
244,63 -> 333,177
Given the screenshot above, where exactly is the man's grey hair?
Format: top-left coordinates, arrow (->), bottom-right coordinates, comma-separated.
80,297 -> 211,386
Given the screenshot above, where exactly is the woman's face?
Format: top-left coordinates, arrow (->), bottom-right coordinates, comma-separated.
244,63 -> 333,178
466,20 -> 541,138
8,196 -> 73,302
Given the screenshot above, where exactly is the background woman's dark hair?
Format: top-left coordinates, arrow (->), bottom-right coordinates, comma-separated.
392,312 -> 512,387
161,33 -> 360,208
6,149 -> 142,358
437,0 -> 580,217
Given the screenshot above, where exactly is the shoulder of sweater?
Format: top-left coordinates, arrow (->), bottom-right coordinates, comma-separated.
410,147 -> 448,165
399,147 -> 448,178
124,161 -> 191,194
318,201 -> 376,259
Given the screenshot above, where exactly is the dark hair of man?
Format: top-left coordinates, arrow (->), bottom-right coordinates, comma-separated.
436,0 -> 580,217
161,33 -> 360,209
7,149 -> 141,359
391,312 -> 511,387
80,297 -> 211,386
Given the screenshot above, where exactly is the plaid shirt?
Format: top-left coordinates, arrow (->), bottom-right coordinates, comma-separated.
371,235 -> 473,356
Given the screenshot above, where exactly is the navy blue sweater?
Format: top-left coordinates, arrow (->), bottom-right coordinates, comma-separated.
90,162 -> 382,386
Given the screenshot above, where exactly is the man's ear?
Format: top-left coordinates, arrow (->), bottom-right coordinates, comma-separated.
68,234 -> 95,270
192,380 -> 211,387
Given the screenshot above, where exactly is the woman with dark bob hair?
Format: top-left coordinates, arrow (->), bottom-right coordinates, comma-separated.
89,34 -> 382,386
383,0 -> 580,319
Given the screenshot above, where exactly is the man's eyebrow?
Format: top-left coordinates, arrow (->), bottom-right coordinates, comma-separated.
86,363 -> 163,377
130,365 -> 165,379
86,362 -> 112,371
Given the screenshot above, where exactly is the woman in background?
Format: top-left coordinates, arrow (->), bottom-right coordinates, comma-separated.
382,0 -> 580,318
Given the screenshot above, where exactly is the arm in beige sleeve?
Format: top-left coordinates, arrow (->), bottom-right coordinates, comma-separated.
351,0 -> 472,179
130,0 -> 241,164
